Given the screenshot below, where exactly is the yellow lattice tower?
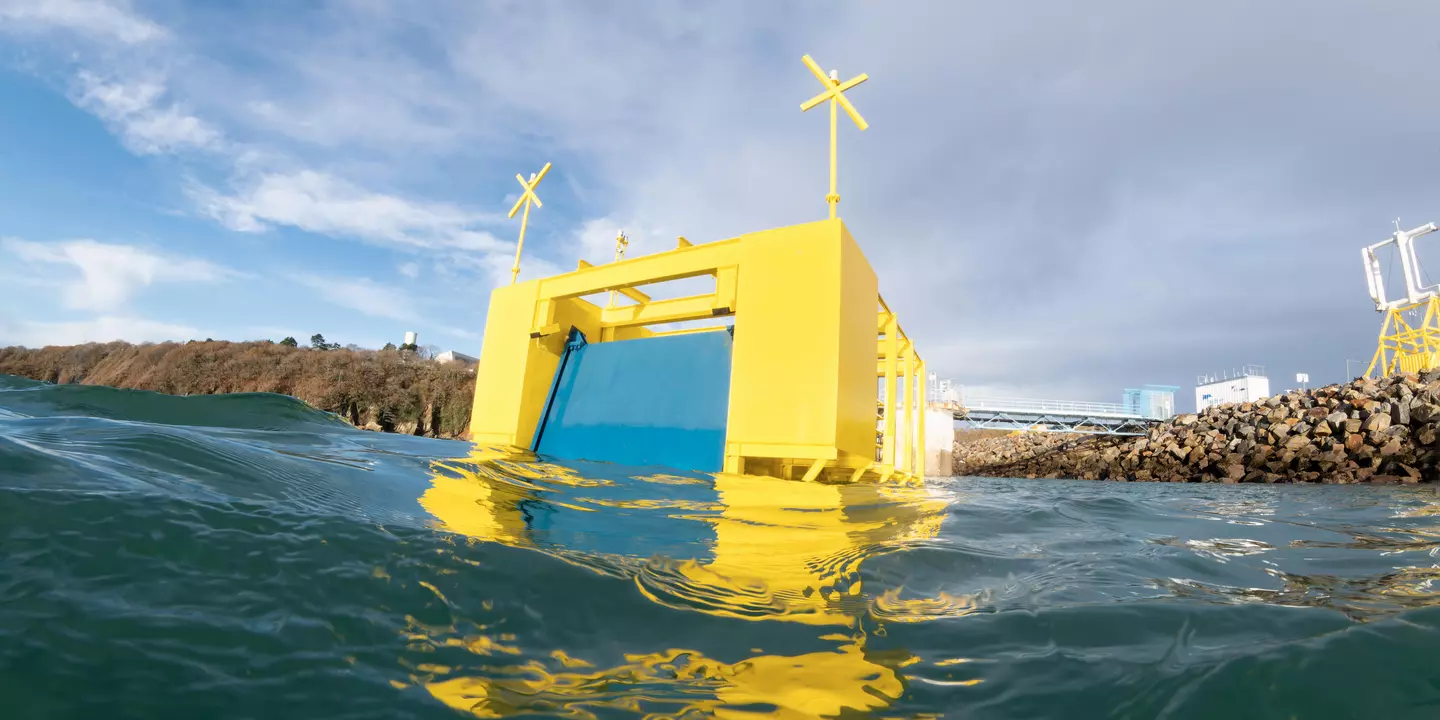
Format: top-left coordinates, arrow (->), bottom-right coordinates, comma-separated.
507,162 -> 552,284
1367,297 -> 1440,378
799,54 -> 868,220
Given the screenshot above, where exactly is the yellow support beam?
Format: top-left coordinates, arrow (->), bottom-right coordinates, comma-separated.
616,286 -> 652,305
715,266 -> 738,314
849,463 -> 872,483
599,293 -> 731,328
800,458 -> 827,483
538,238 -> 742,300
876,337 -> 911,360
648,325 -> 731,338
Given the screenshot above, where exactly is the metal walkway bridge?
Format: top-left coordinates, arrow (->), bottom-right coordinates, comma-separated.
954,396 -> 1161,436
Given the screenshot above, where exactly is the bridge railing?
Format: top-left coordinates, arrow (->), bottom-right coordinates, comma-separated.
960,396 -> 1139,418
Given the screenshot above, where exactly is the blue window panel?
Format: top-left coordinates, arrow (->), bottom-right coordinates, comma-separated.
533,330 -> 733,473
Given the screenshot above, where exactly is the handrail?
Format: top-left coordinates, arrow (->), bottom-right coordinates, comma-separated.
961,396 -> 1140,417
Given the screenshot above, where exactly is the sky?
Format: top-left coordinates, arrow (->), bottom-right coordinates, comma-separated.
1,0 -> 1439,412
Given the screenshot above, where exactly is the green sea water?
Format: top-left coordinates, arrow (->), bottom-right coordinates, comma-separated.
5,373 -> 1440,719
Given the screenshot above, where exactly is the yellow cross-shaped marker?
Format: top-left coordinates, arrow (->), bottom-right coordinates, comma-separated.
507,162 -> 551,284
799,54 -> 868,220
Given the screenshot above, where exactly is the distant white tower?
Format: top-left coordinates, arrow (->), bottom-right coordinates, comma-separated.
403,331 -> 418,347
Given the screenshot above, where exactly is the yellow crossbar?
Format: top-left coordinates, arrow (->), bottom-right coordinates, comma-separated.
539,239 -> 741,300
600,293 -> 731,328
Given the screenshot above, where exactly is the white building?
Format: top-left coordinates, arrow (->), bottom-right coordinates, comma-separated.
928,374 -> 962,409
434,350 -> 478,367
1195,365 -> 1270,411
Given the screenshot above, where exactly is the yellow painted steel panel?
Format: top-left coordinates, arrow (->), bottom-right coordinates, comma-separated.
469,281 -> 543,445
836,224 -> 881,463
470,284 -> 602,446
725,219 -> 876,466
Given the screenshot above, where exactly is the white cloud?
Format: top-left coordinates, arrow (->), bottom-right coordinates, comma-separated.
0,314 -> 198,347
1,3 -> 211,157
397,262 -> 420,279
574,217 -> 626,266
0,0 -> 167,45
8,1 -> 1439,403
74,72 -> 221,155
2,237 -> 239,311
190,170 -> 509,251
291,273 -> 418,322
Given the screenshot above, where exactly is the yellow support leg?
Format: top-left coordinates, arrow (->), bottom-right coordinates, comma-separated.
800,458 -> 827,483
883,314 -> 899,468
902,347 -> 915,475
916,359 -> 927,479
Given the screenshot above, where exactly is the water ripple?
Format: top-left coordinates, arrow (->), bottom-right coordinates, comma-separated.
7,379 -> 1440,717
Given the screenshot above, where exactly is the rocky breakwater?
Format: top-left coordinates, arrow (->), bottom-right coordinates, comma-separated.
954,373 -> 1440,484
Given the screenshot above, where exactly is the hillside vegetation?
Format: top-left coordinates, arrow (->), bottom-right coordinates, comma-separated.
0,341 -> 476,438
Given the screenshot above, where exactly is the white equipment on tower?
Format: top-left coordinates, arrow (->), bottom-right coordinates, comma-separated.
1362,219 -> 1440,378
1363,220 -> 1439,311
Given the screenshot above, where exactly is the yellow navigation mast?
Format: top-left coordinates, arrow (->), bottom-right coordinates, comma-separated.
799,55 -> 868,220
507,161 -> 551,284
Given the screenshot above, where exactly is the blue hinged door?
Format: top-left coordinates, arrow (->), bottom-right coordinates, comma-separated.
531,329 -> 733,472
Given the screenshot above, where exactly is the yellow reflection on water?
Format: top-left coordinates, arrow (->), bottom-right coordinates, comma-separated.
637,474 -> 947,626
408,446 -> 953,718
421,644 -> 903,719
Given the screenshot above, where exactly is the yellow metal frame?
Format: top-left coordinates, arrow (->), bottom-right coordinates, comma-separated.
874,296 -> 926,481
471,51 -> 925,483
469,218 -> 926,483
1367,295 -> 1440,377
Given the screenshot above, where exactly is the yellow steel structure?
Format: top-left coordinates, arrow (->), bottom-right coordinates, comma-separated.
471,51 -> 928,483
507,162 -> 551,284
468,217 -> 928,483
799,54 -> 868,220
1367,296 -> 1440,378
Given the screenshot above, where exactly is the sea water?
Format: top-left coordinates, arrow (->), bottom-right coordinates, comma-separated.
4,373 -> 1440,719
